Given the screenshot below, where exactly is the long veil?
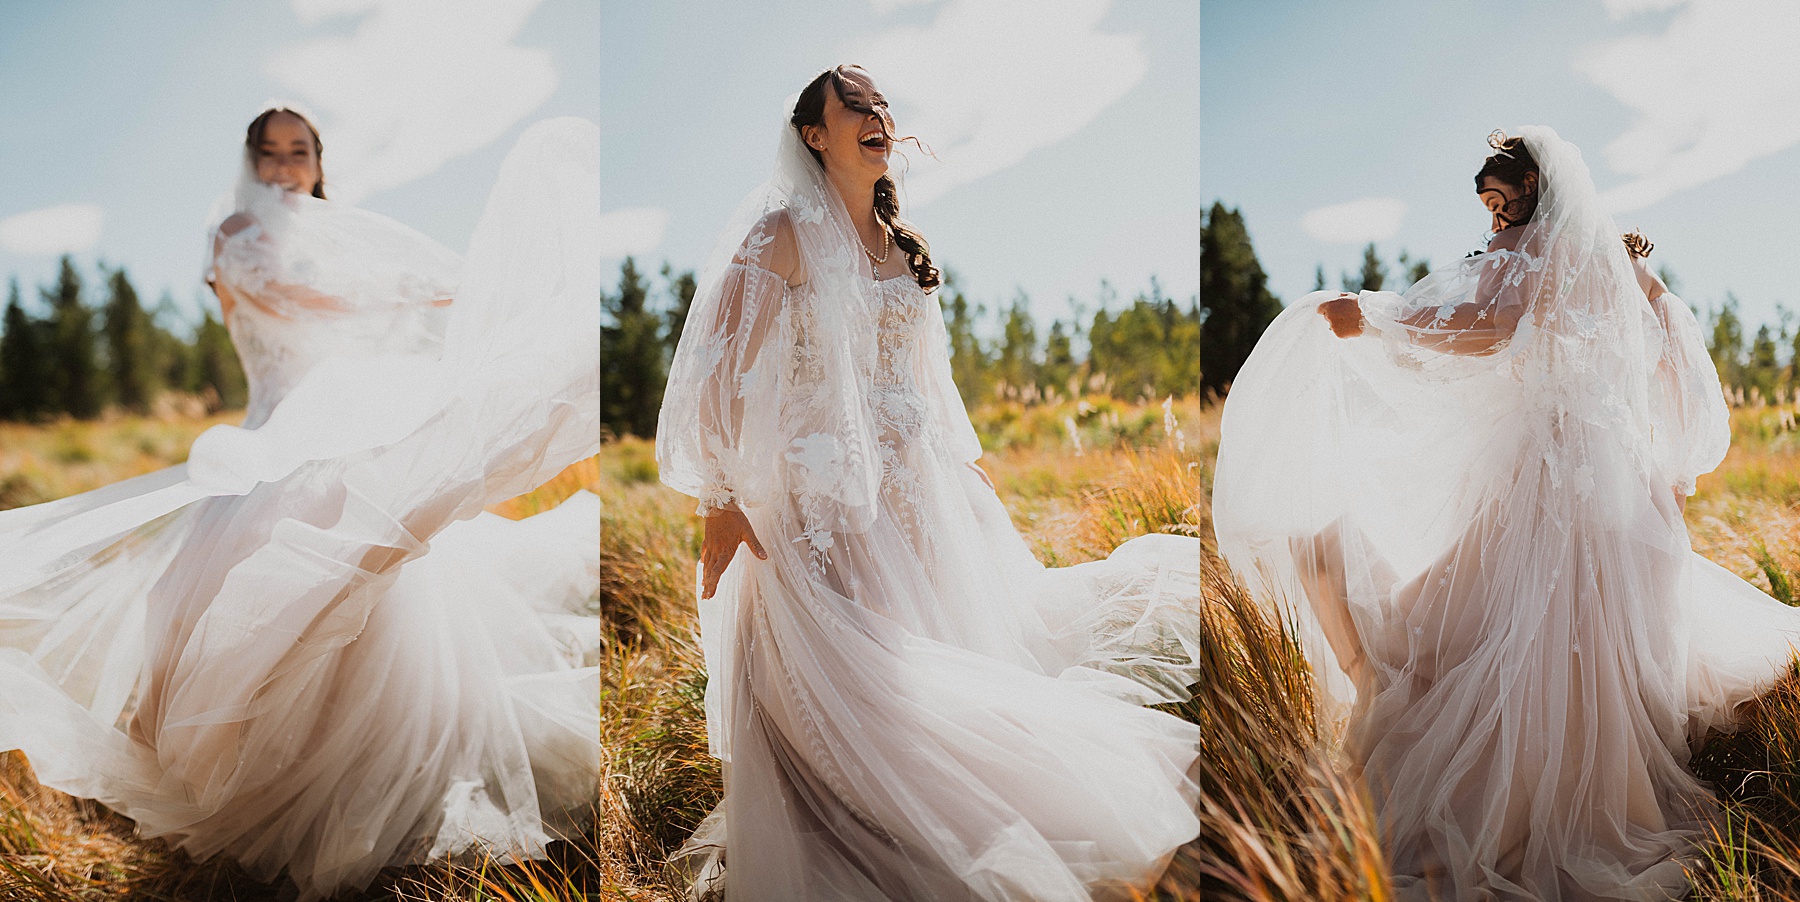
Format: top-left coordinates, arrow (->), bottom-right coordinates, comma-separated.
0,117 -> 601,900
1212,126 -> 1737,897
655,95 -> 1200,901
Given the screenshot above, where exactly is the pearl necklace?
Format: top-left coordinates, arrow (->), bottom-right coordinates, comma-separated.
859,225 -> 891,266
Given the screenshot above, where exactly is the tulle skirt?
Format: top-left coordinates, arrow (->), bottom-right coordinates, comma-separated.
0,118 -> 601,901
0,489 -> 599,899
678,449 -> 1201,901
1215,293 -> 1800,901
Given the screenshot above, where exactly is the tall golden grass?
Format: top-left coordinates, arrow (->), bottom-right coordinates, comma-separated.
0,412 -> 606,901
1196,402 -> 1800,901
598,396 -> 1206,901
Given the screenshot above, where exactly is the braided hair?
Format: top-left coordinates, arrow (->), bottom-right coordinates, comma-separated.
792,66 -> 940,292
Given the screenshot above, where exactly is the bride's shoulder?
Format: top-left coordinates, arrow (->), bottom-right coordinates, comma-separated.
735,208 -> 805,287
216,212 -> 259,238
1485,226 -> 1528,254
211,213 -> 265,261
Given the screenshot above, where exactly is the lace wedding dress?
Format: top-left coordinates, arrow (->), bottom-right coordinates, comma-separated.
0,117 -> 601,900
655,103 -> 1201,902
1214,126 -> 1800,901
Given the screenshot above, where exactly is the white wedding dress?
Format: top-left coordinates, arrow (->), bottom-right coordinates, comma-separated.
0,117 -> 601,900
1214,126 -> 1800,901
656,105 -> 1201,902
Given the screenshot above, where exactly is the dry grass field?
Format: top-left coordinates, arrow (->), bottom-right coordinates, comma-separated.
0,409 -> 603,902
598,396 -> 1206,901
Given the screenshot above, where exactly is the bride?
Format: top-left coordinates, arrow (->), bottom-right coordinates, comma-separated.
655,65 -> 1202,901
0,105 -> 601,899
1214,126 -> 1800,900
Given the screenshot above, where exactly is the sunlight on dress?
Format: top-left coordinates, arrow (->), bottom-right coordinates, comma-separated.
655,104 -> 1201,902
0,117 -> 601,901
1214,125 -> 1800,901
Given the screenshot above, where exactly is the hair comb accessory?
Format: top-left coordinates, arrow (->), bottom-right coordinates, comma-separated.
1488,129 -> 1512,152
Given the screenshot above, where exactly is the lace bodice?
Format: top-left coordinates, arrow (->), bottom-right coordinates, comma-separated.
226,300 -> 444,428
869,275 -> 933,442
208,202 -> 457,428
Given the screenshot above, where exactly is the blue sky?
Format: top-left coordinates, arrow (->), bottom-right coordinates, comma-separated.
0,1 -> 598,330
601,0 -> 1200,332
1203,0 -> 1800,333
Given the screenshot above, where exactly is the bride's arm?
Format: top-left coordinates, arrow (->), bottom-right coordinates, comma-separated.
1323,247 -> 1531,357
209,214 -> 353,318
687,211 -> 802,597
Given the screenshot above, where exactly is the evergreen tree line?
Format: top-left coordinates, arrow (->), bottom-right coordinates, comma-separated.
601,257 -> 1203,440
0,255 -> 246,421
1701,291 -> 1800,407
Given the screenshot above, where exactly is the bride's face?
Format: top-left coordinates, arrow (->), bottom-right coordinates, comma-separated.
1477,172 -> 1537,233
255,112 -> 322,196
804,71 -> 894,183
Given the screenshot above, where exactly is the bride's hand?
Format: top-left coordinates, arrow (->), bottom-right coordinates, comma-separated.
700,508 -> 767,599
1318,293 -> 1364,338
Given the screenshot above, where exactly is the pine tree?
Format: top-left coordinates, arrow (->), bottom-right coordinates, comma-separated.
1041,319 -> 1076,398
1313,264 -> 1327,292
43,257 -> 103,418
1407,257 -> 1431,287
1350,243 -> 1388,293
1199,203 -> 1281,398
0,280 -> 49,420
1708,294 -> 1745,392
662,263 -> 698,356
103,266 -> 158,413
600,257 -> 666,438
151,292 -> 194,393
192,309 -> 248,411
941,272 -> 989,406
1748,323 -> 1780,403
995,291 -> 1038,398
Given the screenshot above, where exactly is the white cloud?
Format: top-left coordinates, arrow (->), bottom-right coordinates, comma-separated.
0,204 -> 104,256
846,0 -> 1146,207
267,0 -> 558,203
1577,0 -> 1800,213
1300,197 -> 1406,245
599,207 -> 671,259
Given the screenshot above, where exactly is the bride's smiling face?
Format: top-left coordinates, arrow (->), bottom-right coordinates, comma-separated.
801,69 -> 895,183
254,111 -> 322,197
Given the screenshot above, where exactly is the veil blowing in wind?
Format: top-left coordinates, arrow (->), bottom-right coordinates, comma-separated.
1215,125 -> 1800,900
655,65 -> 1202,901
0,106 -> 602,900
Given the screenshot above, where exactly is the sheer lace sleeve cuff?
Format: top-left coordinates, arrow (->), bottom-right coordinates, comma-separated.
695,485 -> 741,518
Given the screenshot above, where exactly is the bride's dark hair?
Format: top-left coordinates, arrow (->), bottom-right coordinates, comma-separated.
792,65 -> 940,292
246,107 -> 328,200
1475,131 -> 1539,225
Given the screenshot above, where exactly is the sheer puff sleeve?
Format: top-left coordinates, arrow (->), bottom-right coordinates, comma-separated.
208,193 -> 460,322
658,210 -> 799,518
1357,249 -> 1538,361
1646,291 -> 1730,495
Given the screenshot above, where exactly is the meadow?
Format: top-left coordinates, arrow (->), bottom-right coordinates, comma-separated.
0,408 -> 604,902
597,395 -> 1206,901
1200,400 -> 1800,901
